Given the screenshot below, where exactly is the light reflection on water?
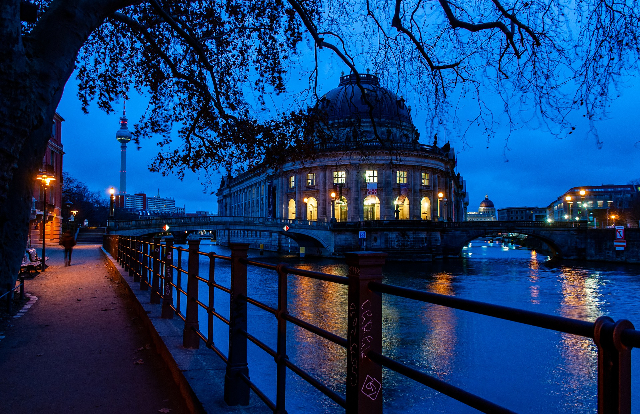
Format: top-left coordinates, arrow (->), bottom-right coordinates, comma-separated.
174,240 -> 640,413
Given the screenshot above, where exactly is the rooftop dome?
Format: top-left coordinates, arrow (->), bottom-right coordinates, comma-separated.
479,195 -> 494,208
316,73 -> 412,124
311,73 -> 420,150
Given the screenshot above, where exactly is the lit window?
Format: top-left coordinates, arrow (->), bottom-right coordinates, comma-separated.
307,173 -> 316,186
421,172 -> 430,186
365,170 -> 378,183
289,176 -> 295,188
597,200 -> 603,207
397,171 -> 407,184
333,171 -> 346,184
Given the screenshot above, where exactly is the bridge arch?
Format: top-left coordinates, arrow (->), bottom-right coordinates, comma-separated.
445,229 -> 562,258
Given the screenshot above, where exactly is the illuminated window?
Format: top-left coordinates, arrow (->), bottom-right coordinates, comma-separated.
421,172 -> 430,186
397,171 -> 407,184
307,173 -> 316,186
365,170 -> 377,183
289,176 -> 295,188
597,200 -> 603,207
333,171 -> 346,184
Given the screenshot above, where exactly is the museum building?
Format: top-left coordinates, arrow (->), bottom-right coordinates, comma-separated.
216,73 -> 468,225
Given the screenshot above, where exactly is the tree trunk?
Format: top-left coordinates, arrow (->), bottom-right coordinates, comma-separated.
0,0 -> 128,291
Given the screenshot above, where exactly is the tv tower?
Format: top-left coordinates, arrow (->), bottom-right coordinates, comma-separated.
115,104 -> 132,194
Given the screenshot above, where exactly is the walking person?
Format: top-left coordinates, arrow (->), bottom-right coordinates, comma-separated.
61,230 -> 76,266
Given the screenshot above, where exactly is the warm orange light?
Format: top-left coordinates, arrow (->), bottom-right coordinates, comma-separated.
303,197 -> 308,203
109,187 -> 115,195
579,189 -> 586,196
36,171 -> 56,186
565,195 -> 572,201
438,192 -> 444,199
330,192 -> 336,199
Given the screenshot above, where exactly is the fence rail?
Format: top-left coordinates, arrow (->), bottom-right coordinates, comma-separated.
104,235 -> 637,414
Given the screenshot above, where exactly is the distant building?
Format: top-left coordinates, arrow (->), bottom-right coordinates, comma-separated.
467,195 -> 497,221
116,192 -> 178,215
497,207 -> 547,222
548,185 -> 639,227
30,113 -> 64,244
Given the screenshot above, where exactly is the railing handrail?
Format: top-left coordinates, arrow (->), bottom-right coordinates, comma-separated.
104,235 -> 638,414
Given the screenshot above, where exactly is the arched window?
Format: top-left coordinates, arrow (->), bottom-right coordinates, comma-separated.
288,199 -> 296,219
364,195 -> 380,220
421,197 -> 431,220
394,196 -> 410,220
306,197 -> 318,221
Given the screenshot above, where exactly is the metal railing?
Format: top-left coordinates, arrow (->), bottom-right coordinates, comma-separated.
104,235 -> 638,414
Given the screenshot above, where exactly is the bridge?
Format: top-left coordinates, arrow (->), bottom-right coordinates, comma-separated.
108,216 -> 639,263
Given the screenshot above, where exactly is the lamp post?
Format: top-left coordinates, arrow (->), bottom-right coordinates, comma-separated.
36,171 -> 56,271
437,192 -> 444,221
108,187 -> 115,228
330,191 -> 336,222
565,195 -> 572,221
579,189 -> 587,223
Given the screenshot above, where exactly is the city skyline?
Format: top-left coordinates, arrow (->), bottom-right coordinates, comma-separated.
56,72 -> 639,215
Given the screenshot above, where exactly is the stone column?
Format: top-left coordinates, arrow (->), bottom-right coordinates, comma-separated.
319,166 -> 327,220
295,171 -> 302,220
412,168 -> 421,219
382,166 -> 393,220
351,164 -> 361,221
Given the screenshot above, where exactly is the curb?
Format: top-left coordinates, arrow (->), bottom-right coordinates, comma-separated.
100,248 -> 268,414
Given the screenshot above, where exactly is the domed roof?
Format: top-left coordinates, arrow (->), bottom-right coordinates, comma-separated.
316,73 -> 412,124
479,195 -> 494,208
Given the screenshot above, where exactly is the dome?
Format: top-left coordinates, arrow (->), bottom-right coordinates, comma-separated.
479,195 -> 494,208
310,73 -> 419,150
317,73 -> 412,124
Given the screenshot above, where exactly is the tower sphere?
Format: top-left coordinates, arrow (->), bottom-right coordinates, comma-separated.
116,110 -> 132,143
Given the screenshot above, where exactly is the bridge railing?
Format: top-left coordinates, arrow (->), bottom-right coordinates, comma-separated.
112,215 -> 332,231
103,235 -> 638,414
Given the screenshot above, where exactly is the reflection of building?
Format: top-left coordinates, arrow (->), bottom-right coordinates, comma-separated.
30,113 -> 64,244
466,195 -> 497,221
217,74 -> 467,223
498,207 -> 547,222
548,185 -> 639,227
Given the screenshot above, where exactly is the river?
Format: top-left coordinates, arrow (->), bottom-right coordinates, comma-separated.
174,240 -> 640,413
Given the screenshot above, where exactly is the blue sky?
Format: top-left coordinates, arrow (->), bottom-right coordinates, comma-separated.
57,71 -> 639,214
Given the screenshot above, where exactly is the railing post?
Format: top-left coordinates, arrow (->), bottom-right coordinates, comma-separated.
151,237 -> 161,304
183,239 -> 200,349
126,236 -> 132,273
345,252 -> 386,414
133,237 -> 140,283
141,238 -> 149,291
161,238 -> 174,319
275,263 -> 288,413
594,316 -> 634,414
224,243 -> 250,406
207,253 -> 215,348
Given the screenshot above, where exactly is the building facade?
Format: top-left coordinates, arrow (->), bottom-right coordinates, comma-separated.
217,74 -> 468,226
116,192 -> 178,215
30,113 -> 64,244
548,185 -> 639,227
497,207 -> 547,222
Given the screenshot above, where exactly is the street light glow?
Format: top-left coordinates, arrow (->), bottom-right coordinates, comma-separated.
579,189 -> 586,196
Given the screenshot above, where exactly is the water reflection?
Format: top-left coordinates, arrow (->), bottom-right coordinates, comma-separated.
174,241 -> 639,414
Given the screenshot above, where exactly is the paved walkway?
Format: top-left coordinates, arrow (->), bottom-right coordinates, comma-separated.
0,245 -> 189,414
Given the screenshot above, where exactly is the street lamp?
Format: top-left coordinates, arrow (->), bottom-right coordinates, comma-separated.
610,214 -> 617,226
109,187 -> 115,217
438,192 -> 444,221
579,189 -> 587,221
330,191 -> 336,222
565,195 -> 572,221
36,170 -> 56,271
